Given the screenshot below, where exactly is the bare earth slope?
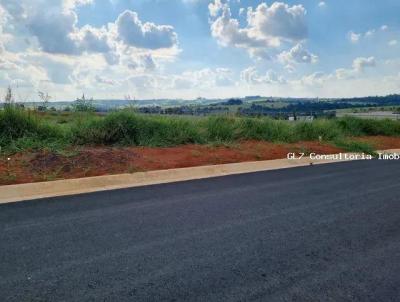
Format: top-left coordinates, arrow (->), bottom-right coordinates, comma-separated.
1,136 -> 400,185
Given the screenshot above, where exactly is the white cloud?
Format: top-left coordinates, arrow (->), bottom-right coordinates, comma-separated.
0,1 -> 114,57
348,25 -> 391,44
74,25 -> 112,54
348,31 -> 361,43
126,75 -> 158,92
64,0 -> 93,10
0,2 -> 178,56
0,51 -> 50,94
264,69 -> 286,84
333,57 -> 376,80
0,57 -> 20,71
246,2 -> 308,42
28,54 -> 74,84
115,10 -> 178,50
278,43 -> 318,65
0,1 -> 181,99
27,9 -> 80,55
174,68 -> 235,89
248,48 -> 271,60
210,4 -> 267,49
352,56 -> 376,72
208,0 -> 225,17
318,2 -> 326,8
0,5 -> 9,52
241,67 -> 285,85
335,68 -> 355,80
301,72 -> 327,86
365,29 -> 375,37
209,1 -> 308,60
215,68 -> 235,86
388,40 -> 398,46
140,54 -> 156,70
240,67 -> 258,84
95,75 -> 118,86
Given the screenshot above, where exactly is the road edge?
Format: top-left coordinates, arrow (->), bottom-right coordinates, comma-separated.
1,149 -> 399,204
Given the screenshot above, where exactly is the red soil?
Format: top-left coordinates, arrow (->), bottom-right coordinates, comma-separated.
1,136 -> 399,186
355,135 -> 400,150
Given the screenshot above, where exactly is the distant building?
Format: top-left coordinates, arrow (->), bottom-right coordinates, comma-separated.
297,115 -> 314,121
288,115 -> 314,121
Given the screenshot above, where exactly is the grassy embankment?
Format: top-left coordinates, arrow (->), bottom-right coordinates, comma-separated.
1,106 -> 400,155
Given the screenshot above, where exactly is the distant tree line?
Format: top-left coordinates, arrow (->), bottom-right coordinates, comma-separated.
335,94 -> 400,104
238,95 -> 400,118
137,105 -> 230,116
134,95 -> 400,119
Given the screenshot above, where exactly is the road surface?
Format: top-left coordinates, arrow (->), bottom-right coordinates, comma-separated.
1,160 -> 400,301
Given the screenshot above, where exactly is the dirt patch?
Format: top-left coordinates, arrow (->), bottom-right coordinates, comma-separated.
0,137 -> 398,186
129,141 -> 342,171
355,136 -> 400,150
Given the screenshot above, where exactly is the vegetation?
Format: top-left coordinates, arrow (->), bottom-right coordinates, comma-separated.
37,91 -> 52,111
72,94 -> 96,112
1,105 -> 400,155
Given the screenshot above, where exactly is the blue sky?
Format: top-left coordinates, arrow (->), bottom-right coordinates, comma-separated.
0,0 -> 399,101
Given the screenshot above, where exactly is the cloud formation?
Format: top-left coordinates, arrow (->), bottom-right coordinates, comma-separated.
246,2 -> 307,42
0,0 -> 180,99
209,0 -> 309,60
352,56 -> 376,72
334,57 -> 376,79
348,25 -> 389,44
278,43 -> 318,64
241,67 -> 285,85
115,10 -> 178,50
0,0 -> 399,99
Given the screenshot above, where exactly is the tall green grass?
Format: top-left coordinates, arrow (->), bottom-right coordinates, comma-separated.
0,107 -> 58,141
239,118 -> 296,142
71,111 -> 203,146
203,116 -> 238,142
1,107 -> 400,154
335,116 -> 400,136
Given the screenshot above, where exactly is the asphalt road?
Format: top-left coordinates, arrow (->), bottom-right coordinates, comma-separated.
1,160 -> 400,301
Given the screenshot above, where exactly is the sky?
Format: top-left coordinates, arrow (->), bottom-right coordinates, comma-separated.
0,0 -> 399,101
